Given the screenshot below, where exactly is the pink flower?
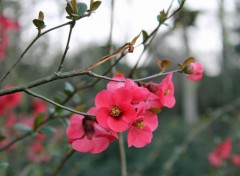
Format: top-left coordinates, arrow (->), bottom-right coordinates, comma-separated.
107,73 -> 125,91
67,109 -> 117,154
107,74 -> 150,105
0,16 -> 20,30
0,16 -> 20,61
0,88 -> 22,115
232,155 -> 240,167
95,88 -> 137,132
27,134 -> 49,163
127,102 -> 158,148
145,73 -> 175,109
185,62 -> 204,81
208,138 -> 232,167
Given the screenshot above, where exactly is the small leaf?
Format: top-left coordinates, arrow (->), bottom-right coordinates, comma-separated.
14,123 -> 32,132
156,59 -> 172,70
54,97 -> 63,104
39,126 -> 56,135
38,11 -> 44,21
130,32 -> 141,45
158,10 -> 168,24
141,30 -> 149,43
77,2 -> 88,16
33,19 -> 46,29
33,113 -> 45,130
90,1 -> 102,12
0,162 -> 9,169
66,3 -> 74,16
64,82 -> 75,96
182,57 -> 195,67
0,134 -> 6,141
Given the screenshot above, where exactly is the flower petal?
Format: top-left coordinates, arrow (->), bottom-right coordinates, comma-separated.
96,107 -> 111,130
127,126 -> 152,148
107,117 -> 129,132
72,137 -> 94,153
91,137 -> 110,154
95,90 -> 113,108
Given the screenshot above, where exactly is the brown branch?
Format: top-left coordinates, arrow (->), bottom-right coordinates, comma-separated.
56,20 -> 76,72
0,132 -> 32,152
24,89 -> 94,117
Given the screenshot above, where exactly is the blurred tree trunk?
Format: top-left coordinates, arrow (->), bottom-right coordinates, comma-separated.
182,28 -> 198,125
219,0 -> 232,94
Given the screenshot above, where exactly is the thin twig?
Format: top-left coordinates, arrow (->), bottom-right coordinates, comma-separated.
24,89 -> 94,117
0,21 -> 72,83
52,150 -> 75,176
0,132 -> 32,152
0,41 -> 132,96
56,20 -> 76,72
118,133 -> 128,176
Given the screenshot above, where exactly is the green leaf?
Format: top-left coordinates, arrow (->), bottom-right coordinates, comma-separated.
156,59 -> 172,70
64,82 -> 74,96
90,1 -> 101,12
54,97 -> 63,104
14,123 -> 32,132
0,134 -> 6,141
39,126 -> 56,135
0,162 -> 9,169
182,57 -> 195,67
77,2 -> 87,16
33,113 -> 45,130
32,19 -> 46,29
141,30 -> 149,43
158,10 -> 168,24
66,3 -> 74,16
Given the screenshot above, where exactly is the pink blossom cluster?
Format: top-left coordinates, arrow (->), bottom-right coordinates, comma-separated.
67,72 -> 176,153
208,138 -> 240,167
0,15 -> 20,60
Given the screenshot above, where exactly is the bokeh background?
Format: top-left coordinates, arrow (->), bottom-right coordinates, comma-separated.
1,0 -> 240,175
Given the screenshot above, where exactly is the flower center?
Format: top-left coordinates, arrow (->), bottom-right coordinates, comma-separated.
164,89 -> 170,95
133,118 -> 145,129
110,105 -> 122,118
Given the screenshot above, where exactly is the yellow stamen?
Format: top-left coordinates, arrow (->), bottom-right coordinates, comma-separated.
164,89 -> 170,95
110,105 -> 122,118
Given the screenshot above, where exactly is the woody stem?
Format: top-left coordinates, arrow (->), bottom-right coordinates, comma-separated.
118,133 -> 128,176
